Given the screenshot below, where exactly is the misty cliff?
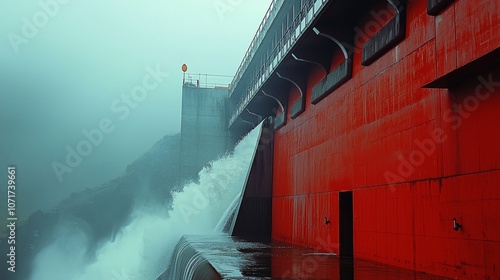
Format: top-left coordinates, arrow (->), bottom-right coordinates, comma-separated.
0,133 -> 183,280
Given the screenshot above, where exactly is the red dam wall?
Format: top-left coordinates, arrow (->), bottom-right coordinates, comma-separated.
271,0 -> 500,279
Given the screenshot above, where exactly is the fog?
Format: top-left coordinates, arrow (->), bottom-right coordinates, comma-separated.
28,123 -> 262,280
0,0 -> 272,220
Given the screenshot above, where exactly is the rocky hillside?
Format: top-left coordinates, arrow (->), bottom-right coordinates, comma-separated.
0,133 -> 184,280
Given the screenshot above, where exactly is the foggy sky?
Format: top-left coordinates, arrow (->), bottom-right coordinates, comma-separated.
0,0 -> 272,219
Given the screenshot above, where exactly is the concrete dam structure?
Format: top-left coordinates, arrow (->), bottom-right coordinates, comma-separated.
168,0 -> 500,279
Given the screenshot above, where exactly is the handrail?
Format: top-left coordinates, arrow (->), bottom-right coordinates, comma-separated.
229,0 -> 285,97
183,73 -> 233,89
228,0 -> 327,127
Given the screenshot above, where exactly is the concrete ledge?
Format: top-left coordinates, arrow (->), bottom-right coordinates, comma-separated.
158,236 -> 221,280
423,47 -> 500,89
290,97 -> 305,119
422,47 -> 500,89
311,57 -> 353,104
427,0 -> 454,16
159,235 -> 452,279
361,9 -> 406,66
273,112 -> 286,130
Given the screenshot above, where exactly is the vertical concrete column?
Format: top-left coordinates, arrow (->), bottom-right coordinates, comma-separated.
180,85 -> 234,180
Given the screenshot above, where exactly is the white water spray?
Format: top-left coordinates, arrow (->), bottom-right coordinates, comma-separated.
30,123 -> 262,280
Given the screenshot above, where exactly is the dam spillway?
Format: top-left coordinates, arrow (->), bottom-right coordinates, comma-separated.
160,235 -> 454,279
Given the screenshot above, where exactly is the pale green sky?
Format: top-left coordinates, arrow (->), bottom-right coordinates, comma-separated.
0,0 -> 272,219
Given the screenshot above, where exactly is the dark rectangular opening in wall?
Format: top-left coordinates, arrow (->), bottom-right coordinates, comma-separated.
339,191 -> 353,257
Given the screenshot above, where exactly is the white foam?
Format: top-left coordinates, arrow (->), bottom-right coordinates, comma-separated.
30,123 -> 263,280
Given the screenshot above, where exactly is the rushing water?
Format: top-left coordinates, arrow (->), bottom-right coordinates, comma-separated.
29,123 -> 262,280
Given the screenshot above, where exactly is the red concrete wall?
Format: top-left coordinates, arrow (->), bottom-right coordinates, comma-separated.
271,0 -> 500,279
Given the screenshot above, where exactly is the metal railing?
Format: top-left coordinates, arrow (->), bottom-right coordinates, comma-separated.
229,0 -> 285,97
183,73 -> 233,89
228,0 -> 328,127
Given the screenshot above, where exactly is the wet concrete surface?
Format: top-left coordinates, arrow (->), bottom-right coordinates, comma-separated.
166,235 -> 454,279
